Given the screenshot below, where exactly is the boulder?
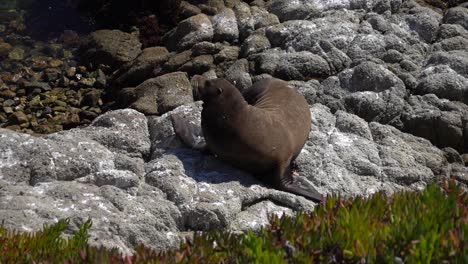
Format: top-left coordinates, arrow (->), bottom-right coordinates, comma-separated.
80,30 -> 142,69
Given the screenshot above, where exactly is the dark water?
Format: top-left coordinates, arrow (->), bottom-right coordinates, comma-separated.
22,0 -> 95,40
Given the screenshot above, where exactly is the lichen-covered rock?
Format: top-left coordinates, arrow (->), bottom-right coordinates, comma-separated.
212,8 -> 239,43
224,58 -> 252,91
233,2 -> 254,40
444,6 -> 468,30
265,13 -> 360,51
415,66 -> 468,103
80,30 -> 142,69
295,104 -> 448,197
240,30 -> 271,57
253,50 -> 330,80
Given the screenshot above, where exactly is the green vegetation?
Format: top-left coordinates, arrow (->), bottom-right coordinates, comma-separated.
1,180 -> 466,263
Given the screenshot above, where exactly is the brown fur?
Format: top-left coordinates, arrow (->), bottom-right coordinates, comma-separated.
195,77 -> 321,202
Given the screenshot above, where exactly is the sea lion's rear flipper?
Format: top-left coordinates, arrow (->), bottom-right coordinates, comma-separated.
171,113 -> 208,152
274,160 -> 323,203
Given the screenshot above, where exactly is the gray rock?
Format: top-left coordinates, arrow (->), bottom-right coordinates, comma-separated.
212,8 -> 239,43
192,41 -> 222,56
63,109 -> 151,158
112,47 -> 170,87
233,2 -> 255,40
180,1 -> 202,19
253,50 -> 330,80
295,104 -> 447,197
415,69 -> 468,104
240,30 -> 271,57
339,61 -> 406,94
401,94 -> 468,153
225,58 -> 252,91
213,45 -> 240,63
0,181 -> 182,254
164,50 -> 193,71
437,24 -> 468,40
78,170 -> 140,189
266,14 -> 360,51
311,40 -> 351,75
266,0 -> 318,21
444,6 -> 468,30
81,30 -> 142,68
147,102 -> 202,159
165,14 -> 214,51
180,55 -> 215,75
251,6 -> 279,29
404,6 -> 442,43
432,36 -> 468,52
426,51 -> 468,78
124,72 -> 193,115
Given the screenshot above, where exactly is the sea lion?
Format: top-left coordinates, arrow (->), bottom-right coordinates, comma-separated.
171,76 -> 322,202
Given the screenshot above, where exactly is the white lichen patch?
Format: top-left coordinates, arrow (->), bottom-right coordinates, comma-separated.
98,202 -> 112,213
21,225 -> 33,232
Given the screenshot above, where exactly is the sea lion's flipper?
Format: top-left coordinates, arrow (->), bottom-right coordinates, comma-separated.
282,176 -> 323,203
274,160 -> 323,203
171,113 -> 208,152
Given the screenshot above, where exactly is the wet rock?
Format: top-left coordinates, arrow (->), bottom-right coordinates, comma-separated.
81,89 -> 102,107
124,72 -> 193,115
165,14 -> 214,51
0,89 -> 15,99
212,8 -> 239,43
81,30 -> 142,69
8,46 -> 24,60
0,42 -> 12,56
10,111 -> 28,127
22,81 -> 51,92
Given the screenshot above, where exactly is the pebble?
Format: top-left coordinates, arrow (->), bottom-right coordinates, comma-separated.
48,59 -> 64,67
8,47 -> 24,60
0,42 -> 12,56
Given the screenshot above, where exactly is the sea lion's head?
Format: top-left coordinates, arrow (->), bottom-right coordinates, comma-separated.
191,76 -> 238,104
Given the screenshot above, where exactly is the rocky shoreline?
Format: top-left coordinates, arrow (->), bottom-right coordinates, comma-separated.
1,0 -> 467,254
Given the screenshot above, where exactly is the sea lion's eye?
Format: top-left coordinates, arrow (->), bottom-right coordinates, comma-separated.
217,87 -> 223,94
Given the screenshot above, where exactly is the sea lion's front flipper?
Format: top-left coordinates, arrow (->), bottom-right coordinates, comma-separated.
171,113 -> 208,152
274,160 -> 323,203
282,176 -> 323,203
